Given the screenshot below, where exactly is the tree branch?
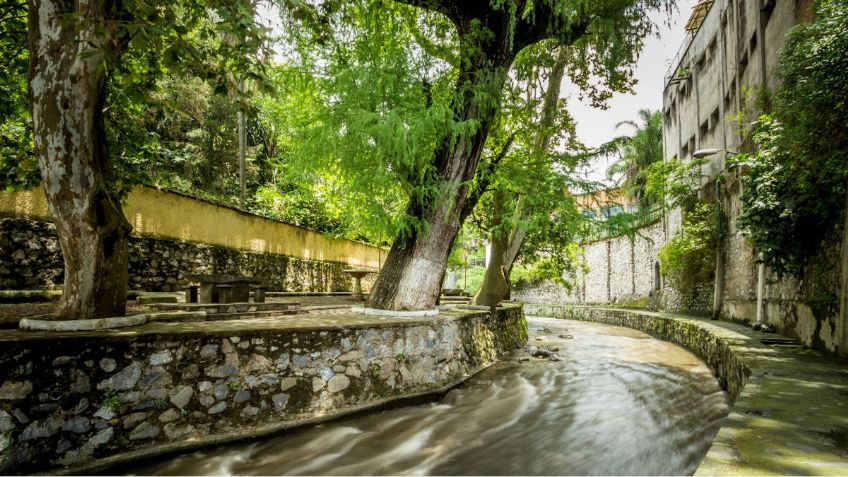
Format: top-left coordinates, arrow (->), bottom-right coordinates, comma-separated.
460,131 -> 516,221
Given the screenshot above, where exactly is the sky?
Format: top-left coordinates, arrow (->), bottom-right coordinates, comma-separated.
570,0 -> 699,184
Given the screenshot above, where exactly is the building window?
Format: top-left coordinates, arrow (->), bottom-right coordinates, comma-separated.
700,120 -> 709,138
711,108 -> 720,131
581,209 -> 597,219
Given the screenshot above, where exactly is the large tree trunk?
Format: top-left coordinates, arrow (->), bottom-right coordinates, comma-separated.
474,230 -> 511,307
368,14 -> 516,311
29,0 -> 132,320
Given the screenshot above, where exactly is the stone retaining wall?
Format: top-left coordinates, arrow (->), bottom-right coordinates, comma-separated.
0,217 -> 376,293
0,305 -> 527,474
523,304 -> 749,403
513,221 -> 673,308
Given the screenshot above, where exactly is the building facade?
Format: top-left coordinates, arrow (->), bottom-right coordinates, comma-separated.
662,0 -> 847,355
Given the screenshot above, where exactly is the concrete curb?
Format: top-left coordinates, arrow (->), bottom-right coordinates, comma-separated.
350,307 -> 440,317
19,315 -> 148,331
18,311 -> 209,331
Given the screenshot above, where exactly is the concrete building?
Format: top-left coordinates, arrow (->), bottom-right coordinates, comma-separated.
574,188 -> 637,221
661,0 -> 847,354
662,0 -> 813,235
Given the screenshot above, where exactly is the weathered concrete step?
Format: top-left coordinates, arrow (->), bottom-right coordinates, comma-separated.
440,297 -> 471,303
266,292 -> 353,297
145,309 -> 299,324
151,302 -> 300,314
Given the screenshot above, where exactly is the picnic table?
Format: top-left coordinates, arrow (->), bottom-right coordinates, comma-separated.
185,274 -> 263,304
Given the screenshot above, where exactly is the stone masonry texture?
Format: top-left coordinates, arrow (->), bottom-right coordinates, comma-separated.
0,218 -> 367,293
0,306 -> 527,474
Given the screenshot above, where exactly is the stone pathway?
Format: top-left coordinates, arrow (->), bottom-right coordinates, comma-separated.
689,317 -> 848,476
552,306 -> 848,476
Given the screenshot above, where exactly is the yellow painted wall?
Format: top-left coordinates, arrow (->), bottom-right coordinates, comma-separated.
0,186 -> 384,269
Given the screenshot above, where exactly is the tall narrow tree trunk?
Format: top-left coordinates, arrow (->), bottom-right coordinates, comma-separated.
29,0 -> 132,320
472,187 -> 512,306
474,230 -> 511,306
472,47 -> 569,306
838,190 -> 848,358
368,16 -> 516,311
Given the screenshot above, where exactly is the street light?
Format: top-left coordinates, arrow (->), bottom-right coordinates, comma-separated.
693,148 -> 739,158
693,148 -> 721,158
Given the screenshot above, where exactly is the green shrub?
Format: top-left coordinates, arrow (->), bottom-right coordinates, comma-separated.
732,0 -> 848,276
659,201 -> 717,298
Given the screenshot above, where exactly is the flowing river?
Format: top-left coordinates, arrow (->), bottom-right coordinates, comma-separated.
137,317 -> 729,476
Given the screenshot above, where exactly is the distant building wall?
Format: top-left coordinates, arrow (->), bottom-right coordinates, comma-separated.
0,186 -> 384,292
514,221 -> 666,308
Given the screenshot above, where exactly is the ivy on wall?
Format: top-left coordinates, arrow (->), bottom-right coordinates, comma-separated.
659,201 -> 717,301
731,0 -> 848,276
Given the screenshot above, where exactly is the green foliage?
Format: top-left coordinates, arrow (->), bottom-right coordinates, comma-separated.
584,207 -> 662,242
102,389 -> 122,412
511,243 -> 584,287
281,0 -> 456,241
1,0 -> 271,196
153,399 -> 169,410
0,0 -> 37,190
599,109 -> 663,204
731,0 -> 848,276
463,266 -> 487,295
643,156 -> 705,211
659,201 -> 717,297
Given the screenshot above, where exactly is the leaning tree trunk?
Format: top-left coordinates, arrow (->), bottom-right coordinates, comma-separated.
472,188 -> 512,306
29,0 -> 132,320
472,47 -> 569,306
368,17 -> 516,311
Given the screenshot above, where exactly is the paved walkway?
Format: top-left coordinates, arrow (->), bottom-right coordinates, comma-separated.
688,315 -> 848,476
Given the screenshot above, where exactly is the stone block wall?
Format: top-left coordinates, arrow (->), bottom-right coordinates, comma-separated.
513,220 -> 666,308
0,218 -> 374,293
718,172 -> 845,355
583,242 -> 609,303
0,305 -> 527,474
